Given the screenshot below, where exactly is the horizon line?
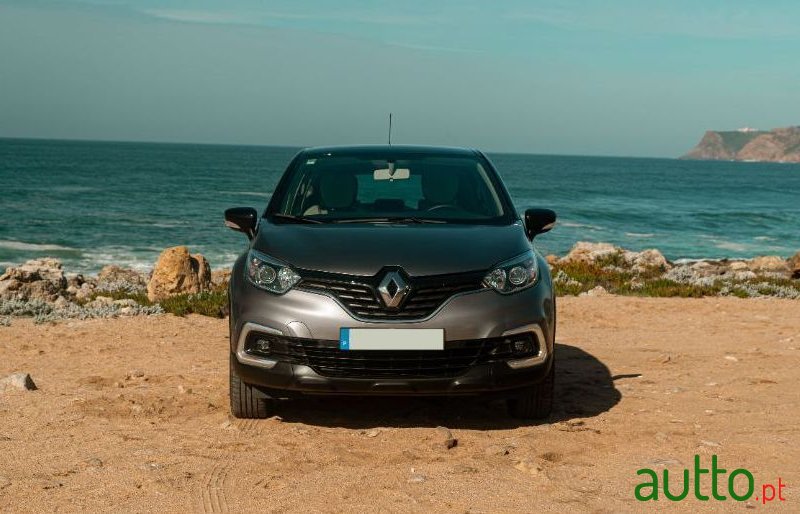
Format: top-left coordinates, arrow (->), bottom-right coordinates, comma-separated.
0,135 -> 676,161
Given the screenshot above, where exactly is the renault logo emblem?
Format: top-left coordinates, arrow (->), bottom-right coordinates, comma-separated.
378,271 -> 409,309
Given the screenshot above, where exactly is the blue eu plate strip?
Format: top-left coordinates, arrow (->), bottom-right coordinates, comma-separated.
339,328 -> 350,350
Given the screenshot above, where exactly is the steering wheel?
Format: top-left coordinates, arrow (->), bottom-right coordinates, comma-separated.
426,204 -> 460,212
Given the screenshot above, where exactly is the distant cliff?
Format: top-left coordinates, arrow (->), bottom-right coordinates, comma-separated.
681,126 -> 800,163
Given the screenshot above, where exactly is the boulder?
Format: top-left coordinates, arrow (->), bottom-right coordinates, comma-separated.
790,251 -> 800,279
559,242 -> 620,265
147,246 -> 211,302
747,256 -> 789,273
97,265 -> 148,291
580,285 -> 610,297
0,373 -> 37,392
0,258 -> 67,302
728,261 -> 749,271
211,269 -> 232,289
623,248 -> 670,271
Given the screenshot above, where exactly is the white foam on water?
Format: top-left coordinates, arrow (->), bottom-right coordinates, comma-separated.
673,258 -> 709,264
560,221 -> 605,231
0,240 -> 78,252
222,191 -> 272,198
713,241 -> 750,252
625,232 -> 655,238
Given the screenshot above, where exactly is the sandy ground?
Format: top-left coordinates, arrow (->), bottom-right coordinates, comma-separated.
0,297 -> 798,513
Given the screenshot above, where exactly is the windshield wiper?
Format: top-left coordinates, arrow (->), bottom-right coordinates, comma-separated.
271,213 -> 325,224
332,217 -> 448,224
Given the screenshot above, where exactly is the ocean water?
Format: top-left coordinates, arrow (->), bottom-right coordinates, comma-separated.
1,138 -> 799,274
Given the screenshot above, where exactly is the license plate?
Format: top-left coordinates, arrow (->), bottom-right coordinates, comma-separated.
339,328 -> 444,351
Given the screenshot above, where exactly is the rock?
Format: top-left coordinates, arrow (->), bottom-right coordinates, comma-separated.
0,258 -> 67,302
211,269 -> 231,288
514,459 -> 543,476
729,261 -> 749,271
435,426 -> 458,449
484,444 -> 511,456
545,254 -> 558,266
113,299 -> 138,308
85,457 -> 104,468
789,251 -> 800,279
147,246 -> 211,302
407,473 -> 426,483
580,286 -> 609,297
97,265 -> 147,292
75,283 -> 95,301
364,428 -> 380,438
0,373 -> 37,391
623,248 -> 670,271
559,242 -> 620,265
748,256 -> 789,273
53,296 -> 70,310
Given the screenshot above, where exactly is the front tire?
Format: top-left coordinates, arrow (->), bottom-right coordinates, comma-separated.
506,359 -> 554,420
229,354 -> 275,419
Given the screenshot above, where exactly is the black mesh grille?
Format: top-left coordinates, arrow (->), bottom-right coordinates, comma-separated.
244,332 -> 539,379
296,269 -> 485,320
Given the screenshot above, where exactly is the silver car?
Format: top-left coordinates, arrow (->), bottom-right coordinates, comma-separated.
224,145 -> 557,419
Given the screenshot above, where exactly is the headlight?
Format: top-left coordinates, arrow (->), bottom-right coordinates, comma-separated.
483,250 -> 539,294
245,249 -> 300,294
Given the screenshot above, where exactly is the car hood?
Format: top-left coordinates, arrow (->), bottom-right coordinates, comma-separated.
252,221 -> 531,276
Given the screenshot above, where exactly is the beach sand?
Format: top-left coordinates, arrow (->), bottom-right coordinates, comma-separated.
1,297 -> 798,512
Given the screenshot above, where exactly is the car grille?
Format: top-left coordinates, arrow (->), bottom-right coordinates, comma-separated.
296,269 -> 486,320
244,332 -> 539,379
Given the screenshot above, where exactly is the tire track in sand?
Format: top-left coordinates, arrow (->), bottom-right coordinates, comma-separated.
197,418 -> 262,512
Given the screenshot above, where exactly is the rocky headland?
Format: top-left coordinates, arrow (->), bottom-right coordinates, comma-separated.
682,126 -> 800,162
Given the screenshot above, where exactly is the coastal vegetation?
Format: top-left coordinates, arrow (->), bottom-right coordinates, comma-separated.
1,243 -> 798,323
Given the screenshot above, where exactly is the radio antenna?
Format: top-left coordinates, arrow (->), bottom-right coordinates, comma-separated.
388,113 -> 393,145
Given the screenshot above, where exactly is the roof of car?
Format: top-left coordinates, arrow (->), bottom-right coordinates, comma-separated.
300,145 -> 480,158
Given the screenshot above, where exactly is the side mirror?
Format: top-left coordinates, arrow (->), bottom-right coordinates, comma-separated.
524,208 -> 557,240
225,207 -> 258,239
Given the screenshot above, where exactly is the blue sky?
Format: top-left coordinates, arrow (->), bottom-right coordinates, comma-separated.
1,0 -> 799,156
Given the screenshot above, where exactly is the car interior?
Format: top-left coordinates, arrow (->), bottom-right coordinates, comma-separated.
288,158 -> 504,219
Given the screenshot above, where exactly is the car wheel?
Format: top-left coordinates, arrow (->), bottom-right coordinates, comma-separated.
229,354 -> 275,419
506,359 -> 554,420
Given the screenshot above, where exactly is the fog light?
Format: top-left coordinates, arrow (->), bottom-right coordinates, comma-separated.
512,337 -> 533,355
254,338 -> 271,353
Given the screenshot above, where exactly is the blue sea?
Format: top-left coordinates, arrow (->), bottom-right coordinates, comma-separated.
1,138 -> 799,274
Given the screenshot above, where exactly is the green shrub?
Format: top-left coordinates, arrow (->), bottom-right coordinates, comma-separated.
158,290 -> 229,318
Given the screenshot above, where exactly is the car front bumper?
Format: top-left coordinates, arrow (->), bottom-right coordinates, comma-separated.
229,262 -> 555,396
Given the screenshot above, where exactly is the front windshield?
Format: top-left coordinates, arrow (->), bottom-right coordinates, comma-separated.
272,154 -> 511,223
